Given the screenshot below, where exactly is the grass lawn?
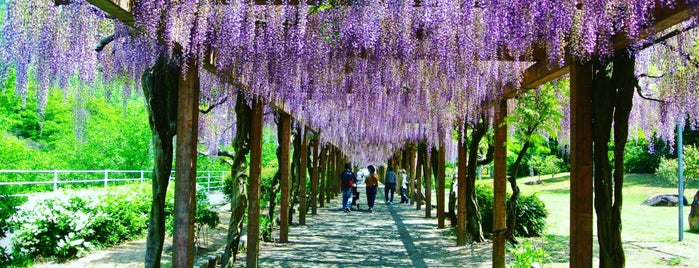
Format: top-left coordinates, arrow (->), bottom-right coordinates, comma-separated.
511,173 -> 699,267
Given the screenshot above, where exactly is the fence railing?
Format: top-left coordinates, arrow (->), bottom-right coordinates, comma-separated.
0,170 -> 230,196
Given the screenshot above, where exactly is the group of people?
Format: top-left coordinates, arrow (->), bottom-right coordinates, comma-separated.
340,163 -> 410,213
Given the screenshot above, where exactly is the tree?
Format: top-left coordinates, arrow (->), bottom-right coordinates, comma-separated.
504,82 -> 563,244
141,53 -> 180,268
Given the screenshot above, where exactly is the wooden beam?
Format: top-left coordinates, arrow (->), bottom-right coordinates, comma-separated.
437,141 -> 446,228
173,56 -> 199,268
86,0 -> 134,27
505,1 -> 690,96
247,97 -> 264,268
311,137 -> 320,215
279,111 -> 291,243
569,59 -> 594,267
492,99 -> 507,268
456,130 -> 467,246
299,127 -> 308,225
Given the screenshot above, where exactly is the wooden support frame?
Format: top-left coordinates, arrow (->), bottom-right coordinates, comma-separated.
437,141 -> 446,228
247,97 -> 264,268
173,56 -> 199,268
299,127 -> 308,225
569,60 -> 594,267
311,137 -> 320,215
279,111 -> 291,243
492,99 -> 508,268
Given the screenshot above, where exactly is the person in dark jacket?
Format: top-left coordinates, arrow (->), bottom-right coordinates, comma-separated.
384,166 -> 397,204
340,163 -> 356,212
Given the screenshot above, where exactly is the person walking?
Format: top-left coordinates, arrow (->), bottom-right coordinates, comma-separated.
399,169 -> 410,203
384,166 -> 397,204
365,165 -> 379,212
340,163 -> 356,212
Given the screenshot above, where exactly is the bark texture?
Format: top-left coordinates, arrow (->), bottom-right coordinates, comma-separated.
592,51 -> 635,268
221,92 -> 252,268
142,54 -> 179,268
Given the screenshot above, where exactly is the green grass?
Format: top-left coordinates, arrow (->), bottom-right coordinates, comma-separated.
508,173 -> 699,267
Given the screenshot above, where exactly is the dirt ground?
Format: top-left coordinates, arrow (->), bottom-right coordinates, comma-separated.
31,187 -> 699,267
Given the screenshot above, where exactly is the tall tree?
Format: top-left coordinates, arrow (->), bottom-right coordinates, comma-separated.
141,53 -> 179,268
504,83 -> 563,243
591,50 -> 636,267
220,91 -> 251,267
464,112 -> 494,242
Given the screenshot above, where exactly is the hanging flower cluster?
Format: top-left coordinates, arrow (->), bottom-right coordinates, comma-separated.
0,0 -> 691,162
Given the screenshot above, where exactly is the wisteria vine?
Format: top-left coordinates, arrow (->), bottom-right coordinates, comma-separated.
0,0 -> 696,162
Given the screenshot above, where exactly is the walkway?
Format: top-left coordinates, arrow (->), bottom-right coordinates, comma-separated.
235,186 -> 493,267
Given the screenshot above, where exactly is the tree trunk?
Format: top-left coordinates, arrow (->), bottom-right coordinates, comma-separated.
505,137 -> 531,244
689,190 -> 699,231
466,113 -> 488,243
221,91 -> 252,268
592,51 -> 635,268
142,54 -> 179,268
289,126 -> 301,224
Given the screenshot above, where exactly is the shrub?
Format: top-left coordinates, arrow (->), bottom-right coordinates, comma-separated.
10,184 -> 151,262
624,139 -> 664,174
507,241 -> 548,268
0,195 -> 26,266
476,182 -> 548,238
656,145 -> 699,187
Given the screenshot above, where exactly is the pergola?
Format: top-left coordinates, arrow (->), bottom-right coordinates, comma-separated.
74,1 -> 693,267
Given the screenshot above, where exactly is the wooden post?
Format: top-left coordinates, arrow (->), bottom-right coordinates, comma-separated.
246,97 -> 264,268
319,144 -> 327,208
570,60 -> 594,267
424,145 -> 432,218
311,137 -> 320,215
437,140 -> 446,228
409,145 -> 416,205
493,99 -> 508,268
299,127 -> 308,225
416,145 -> 423,211
173,57 -> 199,268
326,147 -> 334,204
279,112 -> 291,243
457,128 -> 467,246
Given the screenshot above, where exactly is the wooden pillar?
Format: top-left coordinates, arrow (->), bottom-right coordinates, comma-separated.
416,145 -> 423,211
570,60 -> 594,267
409,145 -> 416,205
311,137 -> 320,215
437,140 -> 446,228
326,147 -> 334,203
173,57 -> 199,268
279,112 -> 291,243
456,128 -> 467,246
246,97 -> 264,268
493,99 -> 508,268
424,145 -> 432,218
319,144 -> 327,208
299,127 -> 308,225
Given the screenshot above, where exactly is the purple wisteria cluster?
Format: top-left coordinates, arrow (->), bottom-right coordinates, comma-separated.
0,0 -> 694,162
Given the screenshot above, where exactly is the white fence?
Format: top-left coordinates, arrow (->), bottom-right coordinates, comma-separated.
0,170 -> 230,196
